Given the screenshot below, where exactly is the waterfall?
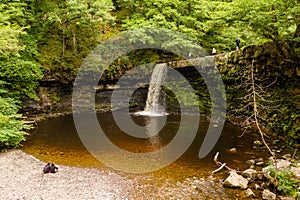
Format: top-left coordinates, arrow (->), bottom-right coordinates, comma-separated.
136,63 -> 168,116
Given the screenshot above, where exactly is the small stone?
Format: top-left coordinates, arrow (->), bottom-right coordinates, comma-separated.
223,171 -> 249,189
257,158 -> 264,162
254,184 -> 261,190
253,140 -> 263,146
256,162 -> 264,166
262,189 -> 276,200
256,172 -> 263,180
227,148 -> 237,154
242,169 -> 258,179
246,159 -> 255,166
245,188 -> 255,198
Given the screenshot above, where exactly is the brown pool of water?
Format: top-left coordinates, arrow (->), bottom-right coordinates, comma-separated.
21,112 -> 275,199
22,112 -> 269,180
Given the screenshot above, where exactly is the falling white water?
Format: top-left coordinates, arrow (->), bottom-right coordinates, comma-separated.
136,63 -> 168,116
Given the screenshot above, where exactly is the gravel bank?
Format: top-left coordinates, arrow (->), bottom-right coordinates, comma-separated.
0,150 -> 230,200
0,150 -> 134,200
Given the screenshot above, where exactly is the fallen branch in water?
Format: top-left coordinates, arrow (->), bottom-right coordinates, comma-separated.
212,152 -> 233,174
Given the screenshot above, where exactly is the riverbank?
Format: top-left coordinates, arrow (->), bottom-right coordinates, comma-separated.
0,149 -> 232,199
0,150 -> 132,199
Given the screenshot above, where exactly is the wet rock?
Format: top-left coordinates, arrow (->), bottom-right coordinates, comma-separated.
242,169 -> 258,179
227,148 -> 237,154
246,159 -> 255,166
245,188 -> 255,198
262,189 -> 276,200
223,171 -> 248,189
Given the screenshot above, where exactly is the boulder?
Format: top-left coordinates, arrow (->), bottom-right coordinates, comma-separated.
262,189 -> 276,200
242,169 -> 258,179
223,171 -> 248,189
245,188 -> 255,198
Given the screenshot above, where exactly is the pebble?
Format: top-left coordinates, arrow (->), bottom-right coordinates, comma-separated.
254,184 -> 261,190
246,159 -> 255,166
256,162 -> 264,166
262,189 -> 276,200
245,188 -> 255,198
253,140 -> 263,146
257,158 -> 264,162
227,148 -> 237,154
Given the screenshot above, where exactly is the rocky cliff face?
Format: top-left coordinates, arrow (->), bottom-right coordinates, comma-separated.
22,42 -> 300,120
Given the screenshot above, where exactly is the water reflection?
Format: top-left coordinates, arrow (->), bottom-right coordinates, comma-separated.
145,116 -> 163,151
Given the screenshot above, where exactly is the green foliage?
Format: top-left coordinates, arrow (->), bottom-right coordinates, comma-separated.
0,0 -> 42,149
47,92 -> 61,104
269,166 -> 299,197
268,88 -> 300,146
116,0 -> 299,54
0,99 -> 30,148
0,0 -> 43,100
0,82 -> 31,149
34,0 -> 115,82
